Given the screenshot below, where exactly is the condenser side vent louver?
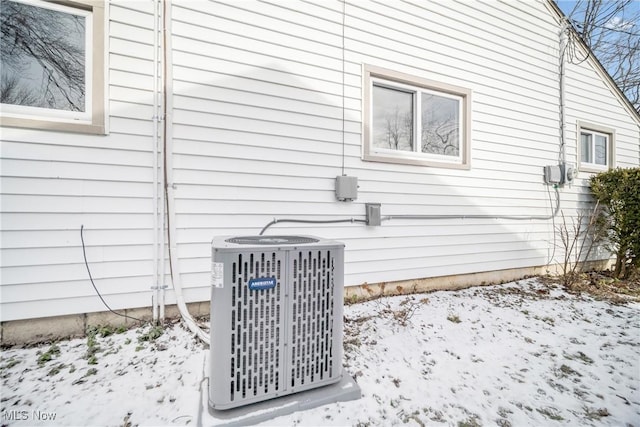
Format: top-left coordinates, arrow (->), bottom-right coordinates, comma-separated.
209,236 -> 345,411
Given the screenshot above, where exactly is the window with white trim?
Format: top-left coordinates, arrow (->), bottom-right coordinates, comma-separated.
364,65 -> 471,168
578,122 -> 614,172
0,0 -> 105,134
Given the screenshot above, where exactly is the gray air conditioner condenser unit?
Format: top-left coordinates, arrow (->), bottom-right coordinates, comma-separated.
209,235 -> 345,410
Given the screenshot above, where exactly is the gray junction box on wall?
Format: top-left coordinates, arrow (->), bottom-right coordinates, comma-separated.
335,175 -> 358,201
209,235 -> 348,411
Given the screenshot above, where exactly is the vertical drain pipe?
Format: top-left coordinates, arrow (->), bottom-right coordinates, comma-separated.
162,0 -> 209,344
151,0 -> 160,323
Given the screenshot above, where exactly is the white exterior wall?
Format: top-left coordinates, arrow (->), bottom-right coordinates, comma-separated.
564,49 -> 640,170
1,0 -> 638,322
0,1 -> 159,321
169,0 -> 625,300
561,58 -> 640,237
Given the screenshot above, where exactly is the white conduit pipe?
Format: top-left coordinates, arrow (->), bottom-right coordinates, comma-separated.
163,0 -> 209,344
153,0 -> 166,323
158,0 -> 166,323
559,21 -> 568,166
151,0 -> 160,323
159,138 -> 166,323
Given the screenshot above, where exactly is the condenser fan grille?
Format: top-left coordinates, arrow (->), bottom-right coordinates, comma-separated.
226,236 -> 319,245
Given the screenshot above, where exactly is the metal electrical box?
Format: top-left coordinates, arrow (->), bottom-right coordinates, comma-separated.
335,175 -> 358,201
366,203 -> 381,226
209,236 -> 345,410
544,165 -> 562,184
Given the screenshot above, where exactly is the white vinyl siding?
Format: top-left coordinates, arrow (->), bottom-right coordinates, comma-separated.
168,0 -> 560,291
1,0 -> 638,323
564,64 -> 638,175
168,1 -> 346,297
167,0 -> 637,293
0,1 -> 157,321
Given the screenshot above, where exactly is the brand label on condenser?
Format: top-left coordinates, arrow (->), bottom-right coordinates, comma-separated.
248,277 -> 277,291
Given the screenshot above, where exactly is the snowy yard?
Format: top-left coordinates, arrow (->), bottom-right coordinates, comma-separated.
1,278 -> 638,426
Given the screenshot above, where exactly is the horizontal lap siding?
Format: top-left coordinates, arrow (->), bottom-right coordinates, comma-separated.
561,19 -> 639,231
0,2 -> 158,321
171,1 -> 350,293
169,0 -> 563,291
3,0 -> 637,322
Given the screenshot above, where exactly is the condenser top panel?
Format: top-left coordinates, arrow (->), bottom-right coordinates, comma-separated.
226,236 -> 319,245
212,235 -> 344,251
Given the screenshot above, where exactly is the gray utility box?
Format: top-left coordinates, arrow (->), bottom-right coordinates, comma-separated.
209,235 -> 345,410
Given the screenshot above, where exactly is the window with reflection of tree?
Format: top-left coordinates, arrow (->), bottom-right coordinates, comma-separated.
365,65 -> 470,168
0,0 -> 104,134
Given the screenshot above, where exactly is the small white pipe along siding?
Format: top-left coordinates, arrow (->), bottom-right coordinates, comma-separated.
162,0 -> 209,344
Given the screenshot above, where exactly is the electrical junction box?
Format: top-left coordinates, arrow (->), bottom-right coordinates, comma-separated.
335,175 -> 358,201
366,203 -> 381,226
544,165 -> 562,184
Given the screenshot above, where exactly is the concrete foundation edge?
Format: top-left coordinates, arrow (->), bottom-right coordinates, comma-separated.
0,301 -> 211,346
1,261 -> 611,346
343,260 -> 611,302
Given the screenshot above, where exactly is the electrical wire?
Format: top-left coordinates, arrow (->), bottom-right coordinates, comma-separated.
259,186 -> 560,234
566,27 -> 591,65
259,218 -> 367,235
381,186 -> 560,223
80,225 -> 144,323
545,184 -> 558,266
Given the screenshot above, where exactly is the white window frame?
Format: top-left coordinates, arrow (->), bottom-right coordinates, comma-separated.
577,121 -> 615,173
363,64 -> 471,169
0,0 -> 105,134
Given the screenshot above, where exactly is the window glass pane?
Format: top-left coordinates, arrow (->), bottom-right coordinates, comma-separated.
580,132 -> 592,163
372,85 -> 414,152
0,1 -> 86,112
421,93 -> 460,156
594,134 -> 607,165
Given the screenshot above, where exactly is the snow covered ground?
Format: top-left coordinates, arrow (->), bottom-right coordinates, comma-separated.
1,278 -> 638,426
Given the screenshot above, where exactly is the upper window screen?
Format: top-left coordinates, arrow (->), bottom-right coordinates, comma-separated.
364,65 -> 470,169
0,0 -> 104,133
